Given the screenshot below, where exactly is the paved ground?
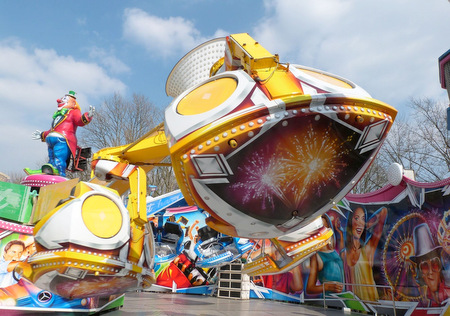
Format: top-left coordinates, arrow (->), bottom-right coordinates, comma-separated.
105,291 -> 364,316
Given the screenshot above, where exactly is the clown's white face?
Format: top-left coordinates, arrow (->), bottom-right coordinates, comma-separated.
57,95 -> 69,110
57,95 -> 76,110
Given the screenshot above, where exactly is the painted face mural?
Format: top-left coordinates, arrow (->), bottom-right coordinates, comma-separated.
238,177 -> 450,315
3,243 -> 24,261
351,207 -> 366,241
419,257 -> 442,292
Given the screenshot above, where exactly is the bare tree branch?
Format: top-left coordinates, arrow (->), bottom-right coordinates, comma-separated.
78,92 -> 177,194
355,97 -> 450,193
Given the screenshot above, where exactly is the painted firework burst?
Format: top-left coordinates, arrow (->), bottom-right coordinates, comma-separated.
278,122 -> 350,208
230,146 -> 286,211
230,121 -> 350,211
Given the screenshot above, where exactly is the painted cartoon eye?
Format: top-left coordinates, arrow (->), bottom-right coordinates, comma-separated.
176,78 -> 237,115
419,257 -> 441,274
82,195 -> 122,238
164,37 -> 258,143
34,186 -> 130,250
165,70 -> 256,143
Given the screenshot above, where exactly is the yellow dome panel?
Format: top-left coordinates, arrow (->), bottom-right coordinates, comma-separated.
82,195 -> 122,238
177,77 -> 237,115
300,68 -> 353,89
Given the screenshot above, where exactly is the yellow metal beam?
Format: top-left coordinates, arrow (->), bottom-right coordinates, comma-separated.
229,33 -> 279,75
92,122 -> 169,166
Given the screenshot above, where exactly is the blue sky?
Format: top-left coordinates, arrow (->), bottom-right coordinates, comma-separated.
0,0 -> 449,176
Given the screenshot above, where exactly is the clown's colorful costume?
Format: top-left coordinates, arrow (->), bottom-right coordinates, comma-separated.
35,91 -> 93,176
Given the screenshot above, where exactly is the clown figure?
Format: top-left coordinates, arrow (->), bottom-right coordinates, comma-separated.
32,91 -> 94,176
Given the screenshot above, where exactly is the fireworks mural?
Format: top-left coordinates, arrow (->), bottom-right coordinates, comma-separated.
211,114 -> 366,226
230,121 -> 351,211
166,33 -> 396,239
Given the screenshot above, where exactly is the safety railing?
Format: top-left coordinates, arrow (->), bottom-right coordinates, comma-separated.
322,282 -> 396,316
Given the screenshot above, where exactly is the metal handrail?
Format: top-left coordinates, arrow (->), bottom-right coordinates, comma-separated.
322,281 -> 396,316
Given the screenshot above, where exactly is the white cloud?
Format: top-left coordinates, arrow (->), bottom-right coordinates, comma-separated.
213,29 -> 229,39
122,8 -> 209,58
253,0 -> 450,108
88,47 -> 131,75
121,1 -> 449,109
0,38 -> 127,175
77,17 -> 87,26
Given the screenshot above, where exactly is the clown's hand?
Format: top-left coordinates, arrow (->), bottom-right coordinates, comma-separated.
31,130 -> 42,140
88,105 -> 95,118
